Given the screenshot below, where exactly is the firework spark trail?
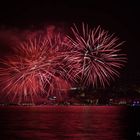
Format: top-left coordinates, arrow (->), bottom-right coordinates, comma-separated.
68,23 -> 127,88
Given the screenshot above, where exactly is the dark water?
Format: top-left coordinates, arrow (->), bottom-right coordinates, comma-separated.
0,106 -> 140,140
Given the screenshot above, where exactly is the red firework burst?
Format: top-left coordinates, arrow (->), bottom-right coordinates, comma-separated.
0,33 -> 71,103
68,23 -> 127,88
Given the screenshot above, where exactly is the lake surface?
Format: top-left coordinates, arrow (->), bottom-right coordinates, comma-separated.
0,106 -> 140,140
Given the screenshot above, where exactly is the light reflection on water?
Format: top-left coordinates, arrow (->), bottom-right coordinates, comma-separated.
0,106 -> 139,140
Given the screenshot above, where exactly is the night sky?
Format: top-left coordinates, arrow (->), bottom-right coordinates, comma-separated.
0,0 -> 139,84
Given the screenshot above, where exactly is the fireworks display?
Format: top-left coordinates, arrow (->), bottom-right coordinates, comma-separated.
0,23 -> 127,103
